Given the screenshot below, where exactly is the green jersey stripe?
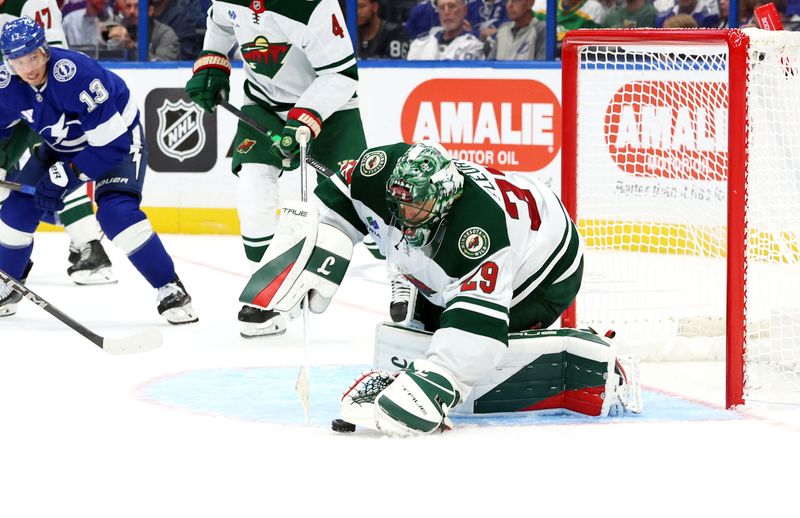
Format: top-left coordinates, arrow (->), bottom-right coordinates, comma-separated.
512,204 -> 574,299
440,308 -> 508,343
244,81 -> 294,112
446,295 -> 508,317
315,54 -> 356,72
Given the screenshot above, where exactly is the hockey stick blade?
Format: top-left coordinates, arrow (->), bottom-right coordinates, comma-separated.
0,268 -> 162,355
102,327 -> 163,355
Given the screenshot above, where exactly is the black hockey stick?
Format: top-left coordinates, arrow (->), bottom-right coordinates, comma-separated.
215,96 -> 335,178
0,178 -> 36,196
0,269 -> 162,355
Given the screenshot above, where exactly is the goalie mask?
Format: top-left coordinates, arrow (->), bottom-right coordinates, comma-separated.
385,142 -> 464,248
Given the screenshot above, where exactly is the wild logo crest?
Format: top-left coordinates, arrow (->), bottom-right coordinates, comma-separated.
241,36 -> 291,78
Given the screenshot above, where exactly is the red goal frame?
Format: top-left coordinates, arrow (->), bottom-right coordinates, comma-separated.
560,29 -> 749,408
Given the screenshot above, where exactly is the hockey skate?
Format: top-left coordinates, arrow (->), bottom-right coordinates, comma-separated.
157,276 -> 198,325
389,274 -> 415,323
67,240 -> 116,285
238,305 -> 286,338
0,261 -> 33,317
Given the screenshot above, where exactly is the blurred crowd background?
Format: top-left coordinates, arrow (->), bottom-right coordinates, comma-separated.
54,0 -> 800,62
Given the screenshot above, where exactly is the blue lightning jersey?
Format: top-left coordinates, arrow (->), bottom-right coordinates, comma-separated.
0,47 -> 139,180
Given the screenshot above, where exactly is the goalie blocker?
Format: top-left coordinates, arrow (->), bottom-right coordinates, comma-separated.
339,324 -> 643,434
239,200 -> 353,314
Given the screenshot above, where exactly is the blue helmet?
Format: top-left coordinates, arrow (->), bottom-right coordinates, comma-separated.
0,17 -> 48,62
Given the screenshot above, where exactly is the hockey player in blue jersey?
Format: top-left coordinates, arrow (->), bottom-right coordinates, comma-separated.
0,16 -> 198,324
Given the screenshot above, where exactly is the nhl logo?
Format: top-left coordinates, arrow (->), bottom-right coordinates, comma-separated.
156,99 -> 206,162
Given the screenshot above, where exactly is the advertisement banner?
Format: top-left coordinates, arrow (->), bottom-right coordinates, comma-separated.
109,65 -> 563,233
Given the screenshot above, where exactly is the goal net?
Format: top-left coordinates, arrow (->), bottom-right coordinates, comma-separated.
561,29 -> 800,407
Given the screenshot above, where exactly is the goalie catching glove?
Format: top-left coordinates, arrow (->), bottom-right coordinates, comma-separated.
239,200 -> 352,314
340,360 -> 468,436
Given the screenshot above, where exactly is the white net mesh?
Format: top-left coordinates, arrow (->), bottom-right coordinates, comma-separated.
570,29 -> 800,404
741,30 -> 800,402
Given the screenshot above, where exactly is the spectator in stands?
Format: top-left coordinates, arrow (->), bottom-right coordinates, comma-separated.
716,0 -> 730,27
662,11 -> 700,25
405,0 -> 440,39
488,0 -> 544,60
655,0 -> 720,27
470,0 -> 509,43
58,0 -> 86,16
62,0 -> 114,48
150,0 -> 203,60
533,0 -> 604,52
106,0 -> 179,61
358,0 -> 410,59
603,0 -> 658,27
407,0 -> 485,59
406,0 -> 508,41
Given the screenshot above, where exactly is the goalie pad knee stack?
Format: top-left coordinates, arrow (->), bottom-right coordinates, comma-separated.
240,201 -> 353,315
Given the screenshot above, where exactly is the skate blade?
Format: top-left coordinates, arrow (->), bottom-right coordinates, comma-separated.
239,315 -> 287,338
0,302 -> 19,317
69,267 -> 117,286
163,304 -> 199,325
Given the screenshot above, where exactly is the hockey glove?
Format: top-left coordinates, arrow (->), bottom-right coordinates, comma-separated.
269,108 -> 322,170
185,51 -> 231,113
35,161 -> 80,213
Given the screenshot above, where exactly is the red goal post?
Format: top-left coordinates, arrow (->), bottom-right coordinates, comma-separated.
561,29 -> 800,409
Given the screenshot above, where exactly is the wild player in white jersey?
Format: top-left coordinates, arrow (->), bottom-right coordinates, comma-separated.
0,0 -> 115,285
186,0 -> 367,338
238,142 -> 649,435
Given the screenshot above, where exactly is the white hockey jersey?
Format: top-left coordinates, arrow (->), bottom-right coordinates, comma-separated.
202,0 -> 358,120
0,0 -> 66,48
314,143 -> 584,388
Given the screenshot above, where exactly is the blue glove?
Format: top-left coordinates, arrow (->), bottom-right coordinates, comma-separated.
269,108 -> 321,170
35,161 -> 79,213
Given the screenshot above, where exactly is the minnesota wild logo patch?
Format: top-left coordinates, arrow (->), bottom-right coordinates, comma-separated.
360,151 -> 387,177
458,227 -> 490,259
240,36 -> 291,78
237,138 -> 257,154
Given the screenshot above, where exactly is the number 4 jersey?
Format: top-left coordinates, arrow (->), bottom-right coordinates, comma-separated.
314,142 -> 584,384
203,0 -> 358,119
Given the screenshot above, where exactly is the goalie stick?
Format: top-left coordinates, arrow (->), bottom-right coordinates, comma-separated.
0,178 -> 36,196
216,96 -> 335,178
0,269 -> 162,355
296,125 -> 312,425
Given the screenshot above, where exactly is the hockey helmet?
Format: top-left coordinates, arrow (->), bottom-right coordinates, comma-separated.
0,17 -> 49,71
385,141 -> 464,247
